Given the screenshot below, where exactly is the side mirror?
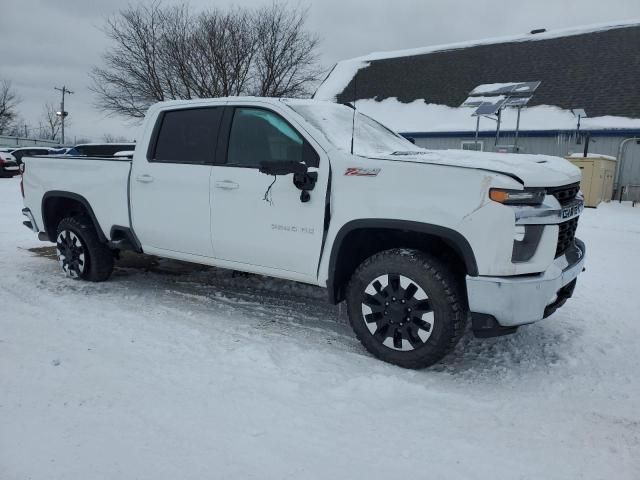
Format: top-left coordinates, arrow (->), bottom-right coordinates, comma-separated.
406,136 -> 416,144
259,160 -> 308,176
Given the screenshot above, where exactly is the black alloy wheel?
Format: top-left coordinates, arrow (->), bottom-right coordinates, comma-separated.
346,249 -> 467,369
56,229 -> 86,278
361,273 -> 434,351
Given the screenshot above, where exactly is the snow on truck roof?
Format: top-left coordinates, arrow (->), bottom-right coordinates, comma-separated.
151,97 -> 329,108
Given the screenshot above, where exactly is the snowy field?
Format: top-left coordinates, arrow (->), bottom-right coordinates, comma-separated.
1,175 -> 639,479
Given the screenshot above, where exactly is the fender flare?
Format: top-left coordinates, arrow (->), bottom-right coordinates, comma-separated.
41,191 -> 107,243
326,219 -> 478,303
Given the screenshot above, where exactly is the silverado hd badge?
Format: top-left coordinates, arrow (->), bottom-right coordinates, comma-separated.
345,167 -> 381,176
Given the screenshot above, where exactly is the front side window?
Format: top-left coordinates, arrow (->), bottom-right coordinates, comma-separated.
227,108 -> 304,167
153,107 -> 222,163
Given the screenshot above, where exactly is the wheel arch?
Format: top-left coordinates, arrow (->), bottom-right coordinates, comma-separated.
326,219 -> 478,304
41,191 -> 107,243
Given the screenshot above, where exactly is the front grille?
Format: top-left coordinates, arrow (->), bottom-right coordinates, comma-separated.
547,183 -> 580,205
556,217 -> 579,257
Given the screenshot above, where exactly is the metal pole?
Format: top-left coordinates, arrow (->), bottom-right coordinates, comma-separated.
495,110 -> 502,146
583,134 -> 590,158
60,89 -> 65,144
514,106 -> 521,152
474,116 -> 480,149
54,86 -> 73,145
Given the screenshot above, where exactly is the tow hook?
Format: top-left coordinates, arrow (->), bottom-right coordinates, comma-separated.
471,313 -> 519,338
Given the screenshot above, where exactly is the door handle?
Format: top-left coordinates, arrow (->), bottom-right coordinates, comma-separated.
215,180 -> 239,190
136,174 -> 154,183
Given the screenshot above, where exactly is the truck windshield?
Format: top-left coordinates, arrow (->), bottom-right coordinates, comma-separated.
287,102 -> 418,157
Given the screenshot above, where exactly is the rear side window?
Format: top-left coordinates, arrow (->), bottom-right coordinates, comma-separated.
227,108 -> 304,167
152,108 -> 222,164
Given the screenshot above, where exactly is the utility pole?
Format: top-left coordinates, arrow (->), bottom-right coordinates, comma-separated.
54,85 -> 73,144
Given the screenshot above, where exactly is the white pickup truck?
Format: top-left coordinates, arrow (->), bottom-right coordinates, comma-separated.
20,97 -> 585,368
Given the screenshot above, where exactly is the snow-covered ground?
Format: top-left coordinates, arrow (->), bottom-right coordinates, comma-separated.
1,176 -> 639,479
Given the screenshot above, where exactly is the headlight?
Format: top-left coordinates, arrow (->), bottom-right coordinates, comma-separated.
489,188 -> 545,206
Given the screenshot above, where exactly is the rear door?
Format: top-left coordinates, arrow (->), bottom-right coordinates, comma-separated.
210,104 -> 329,280
131,106 -> 223,258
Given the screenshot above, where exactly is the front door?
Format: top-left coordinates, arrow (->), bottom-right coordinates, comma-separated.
131,106 -> 223,258
210,106 -> 328,280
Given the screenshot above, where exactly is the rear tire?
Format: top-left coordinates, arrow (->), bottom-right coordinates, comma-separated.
56,216 -> 114,282
346,248 -> 467,369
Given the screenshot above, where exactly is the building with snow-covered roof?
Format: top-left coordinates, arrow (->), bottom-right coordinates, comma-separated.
315,21 -> 640,195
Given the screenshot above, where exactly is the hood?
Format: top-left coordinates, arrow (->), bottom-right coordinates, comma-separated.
371,149 -> 582,187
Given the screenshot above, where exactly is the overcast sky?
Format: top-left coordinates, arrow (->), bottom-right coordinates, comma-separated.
1,0 -> 639,143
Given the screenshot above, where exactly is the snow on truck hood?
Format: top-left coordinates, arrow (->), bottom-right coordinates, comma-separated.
285,100 -> 580,187
369,149 -> 582,187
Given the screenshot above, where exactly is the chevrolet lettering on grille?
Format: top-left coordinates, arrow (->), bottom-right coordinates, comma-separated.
561,203 -> 583,220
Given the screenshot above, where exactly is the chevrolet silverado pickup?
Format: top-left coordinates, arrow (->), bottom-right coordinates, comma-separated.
20,97 -> 586,368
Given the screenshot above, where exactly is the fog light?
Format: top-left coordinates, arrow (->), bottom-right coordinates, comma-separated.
511,225 -> 545,263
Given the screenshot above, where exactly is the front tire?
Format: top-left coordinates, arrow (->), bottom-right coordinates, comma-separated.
56,216 -> 114,282
346,249 -> 467,369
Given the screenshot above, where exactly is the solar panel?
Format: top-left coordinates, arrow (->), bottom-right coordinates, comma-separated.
508,81 -> 541,96
473,100 -> 506,116
463,80 -> 541,151
474,81 -> 539,96
462,80 -> 540,116
503,96 -> 533,107
469,81 -> 540,97
461,95 -> 505,108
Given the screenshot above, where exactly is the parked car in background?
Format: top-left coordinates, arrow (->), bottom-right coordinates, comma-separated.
50,147 -> 74,155
10,147 -> 55,165
73,143 -> 135,157
113,150 -> 135,159
0,148 -> 16,160
0,149 -> 19,177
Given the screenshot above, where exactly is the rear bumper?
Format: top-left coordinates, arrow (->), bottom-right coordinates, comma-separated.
466,238 -> 585,327
1,162 -> 20,176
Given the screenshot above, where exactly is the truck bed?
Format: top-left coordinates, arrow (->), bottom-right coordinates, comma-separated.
22,156 -> 132,240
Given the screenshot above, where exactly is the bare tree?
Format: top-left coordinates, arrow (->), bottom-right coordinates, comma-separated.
41,102 -> 62,140
252,3 -> 322,97
0,80 -> 20,134
4,116 -> 30,138
91,1 -> 322,118
90,1 -> 169,118
102,133 -> 130,142
190,8 -> 259,97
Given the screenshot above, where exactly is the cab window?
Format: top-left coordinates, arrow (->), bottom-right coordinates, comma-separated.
152,107 -> 222,164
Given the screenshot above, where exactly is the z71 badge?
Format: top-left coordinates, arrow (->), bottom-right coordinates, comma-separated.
344,167 -> 381,176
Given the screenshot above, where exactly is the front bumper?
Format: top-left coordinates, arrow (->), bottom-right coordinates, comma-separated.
466,238 -> 586,327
